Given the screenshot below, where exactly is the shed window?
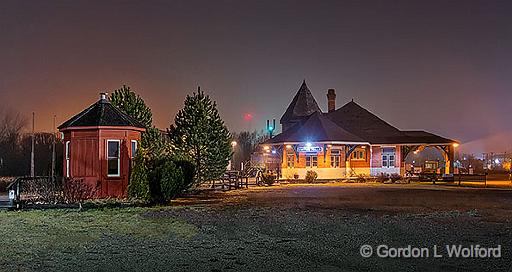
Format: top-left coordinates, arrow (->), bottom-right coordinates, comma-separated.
131,140 -> 137,159
65,141 -> 70,178
107,140 -> 121,177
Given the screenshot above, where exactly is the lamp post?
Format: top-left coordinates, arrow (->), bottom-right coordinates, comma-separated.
229,141 -> 237,170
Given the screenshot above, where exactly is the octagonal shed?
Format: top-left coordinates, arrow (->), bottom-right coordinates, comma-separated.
58,93 -> 145,198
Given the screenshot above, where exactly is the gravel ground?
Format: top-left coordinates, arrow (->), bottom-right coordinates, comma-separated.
2,183 -> 512,271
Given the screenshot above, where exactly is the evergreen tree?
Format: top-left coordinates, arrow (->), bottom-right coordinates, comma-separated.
110,85 -> 161,150
110,85 -> 165,200
110,85 -> 153,128
168,88 -> 231,185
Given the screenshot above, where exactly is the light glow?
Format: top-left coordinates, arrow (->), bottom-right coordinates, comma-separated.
286,144 -> 292,149
452,143 -> 460,148
306,142 -> 312,147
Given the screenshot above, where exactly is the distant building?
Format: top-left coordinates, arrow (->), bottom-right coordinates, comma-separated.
262,81 -> 458,180
58,93 -> 145,197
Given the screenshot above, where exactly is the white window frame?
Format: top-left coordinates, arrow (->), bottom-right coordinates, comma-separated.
65,141 -> 70,178
351,149 -> 366,161
131,140 -> 138,159
286,153 -> 294,168
330,149 -> 341,168
306,155 -> 318,168
382,148 -> 396,168
107,139 -> 121,177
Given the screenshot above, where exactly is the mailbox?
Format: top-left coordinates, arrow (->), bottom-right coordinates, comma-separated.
9,190 -> 15,200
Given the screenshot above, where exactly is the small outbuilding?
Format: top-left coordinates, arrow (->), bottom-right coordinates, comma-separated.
58,93 -> 145,198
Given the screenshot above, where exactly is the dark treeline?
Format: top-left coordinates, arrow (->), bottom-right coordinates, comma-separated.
0,132 -> 63,177
0,108 -> 63,177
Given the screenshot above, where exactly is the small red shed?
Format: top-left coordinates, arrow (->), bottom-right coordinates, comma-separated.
58,93 -> 146,198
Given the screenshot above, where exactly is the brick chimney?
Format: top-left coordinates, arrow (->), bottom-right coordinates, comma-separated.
327,89 -> 336,112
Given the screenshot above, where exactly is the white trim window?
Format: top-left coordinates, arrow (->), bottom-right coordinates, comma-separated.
330,149 -> 341,168
306,155 -> 318,167
107,140 -> 121,177
286,153 -> 294,168
351,148 -> 366,160
131,140 -> 138,159
65,141 -> 71,177
382,147 -> 396,168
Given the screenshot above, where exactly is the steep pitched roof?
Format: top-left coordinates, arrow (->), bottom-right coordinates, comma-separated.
325,101 -> 404,144
280,80 -> 321,124
325,101 -> 456,144
266,112 -> 366,144
58,96 -> 145,129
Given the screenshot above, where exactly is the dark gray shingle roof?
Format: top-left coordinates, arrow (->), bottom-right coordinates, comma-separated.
58,97 -> 145,129
266,112 -> 366,144
280,80 -> 321,125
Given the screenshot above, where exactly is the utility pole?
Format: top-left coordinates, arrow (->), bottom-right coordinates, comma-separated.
51,115 -> 56,178
30,112 -> 35,177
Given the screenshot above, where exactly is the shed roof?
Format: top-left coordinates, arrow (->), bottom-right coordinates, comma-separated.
58,96 -> 146,129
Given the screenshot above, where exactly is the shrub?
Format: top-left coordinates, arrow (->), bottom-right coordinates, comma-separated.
261,172 -> 276,186
156,157 -> 196,202
128,148 -> 152,201
356,174 -> 368,183
62,178 -> 95,204
305,170 -> 318,183
376,173 -> 388,183
129,149 -> 196,203
390,173 -> 402,183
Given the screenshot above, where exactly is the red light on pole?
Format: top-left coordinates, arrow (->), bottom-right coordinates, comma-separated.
243,113 -> 253,121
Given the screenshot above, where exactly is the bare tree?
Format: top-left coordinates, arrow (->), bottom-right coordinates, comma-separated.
0,107 -> 27,144
0,108 -> 28,176
231,130 -> 268,170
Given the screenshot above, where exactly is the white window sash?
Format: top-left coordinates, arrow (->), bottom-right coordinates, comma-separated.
107,139 -> 121,177
65,141 -> 70,177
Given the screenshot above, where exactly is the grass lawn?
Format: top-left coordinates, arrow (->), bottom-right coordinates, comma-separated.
1,183 -> 512,271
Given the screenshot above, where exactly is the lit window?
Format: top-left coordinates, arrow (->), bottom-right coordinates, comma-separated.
306,155 -> 318,167
287,154 -> 294,168
351,148 -> 366,160
330,149 -> 341,168
382,147 -> 396,168
107,140 -> 120,177
131,140 -> 137,159
65,141 -> 70,178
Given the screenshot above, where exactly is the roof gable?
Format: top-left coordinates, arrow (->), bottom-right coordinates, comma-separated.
325,101 -> 403,143
280,80 -> 321,124
58,97 -> 145,129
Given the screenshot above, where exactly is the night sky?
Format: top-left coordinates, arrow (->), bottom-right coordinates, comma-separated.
1,0 -> 511,154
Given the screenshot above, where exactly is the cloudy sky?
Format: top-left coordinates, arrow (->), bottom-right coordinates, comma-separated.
1,0 -> 510,153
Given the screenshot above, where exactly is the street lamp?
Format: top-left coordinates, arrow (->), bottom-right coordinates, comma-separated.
231,141 -> 237,148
